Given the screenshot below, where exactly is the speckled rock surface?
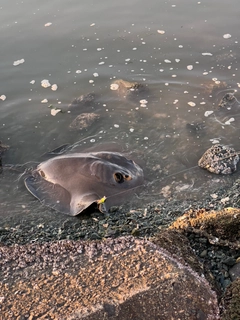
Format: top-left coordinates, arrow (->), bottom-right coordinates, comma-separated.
69,113 -> 100,131
198,144 -> 239,175
171,207 -> 240,247
221,278 -> 240,320
229,261 -> 240,281
170,207 -> 240,296
0,236 -> 219,320
151,229 -> 218,292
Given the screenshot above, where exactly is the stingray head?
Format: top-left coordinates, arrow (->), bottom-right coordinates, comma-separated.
24,151 -> 144,216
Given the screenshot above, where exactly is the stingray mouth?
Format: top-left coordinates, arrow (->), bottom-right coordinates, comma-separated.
114,172 -> 132,183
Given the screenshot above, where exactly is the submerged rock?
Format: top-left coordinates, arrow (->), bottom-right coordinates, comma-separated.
218,92 -> 236,108
111,79 -> 150,101
186,121 -> 206,135
0,236 -> 219,319
0,141 -> 8,154
0,141 -> 9,173
69,112 -> 100,131
201,81 -> 227,98
198,144 -> 239,174
68,92 -> 96,108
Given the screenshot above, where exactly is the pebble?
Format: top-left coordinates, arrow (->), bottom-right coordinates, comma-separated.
222,257 -> 236,266
200,250 -> 208,258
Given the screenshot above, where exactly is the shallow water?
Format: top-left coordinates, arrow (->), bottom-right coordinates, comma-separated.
1,0 -> 240,226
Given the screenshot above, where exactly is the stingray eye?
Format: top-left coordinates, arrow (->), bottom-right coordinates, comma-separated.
114,172 -> 124,183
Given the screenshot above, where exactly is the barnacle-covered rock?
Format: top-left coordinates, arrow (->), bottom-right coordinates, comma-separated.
69,112 -> 100,131
198,144 -> 239,174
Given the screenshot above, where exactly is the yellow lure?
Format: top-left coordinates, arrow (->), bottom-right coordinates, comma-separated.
97,196 -> 107,204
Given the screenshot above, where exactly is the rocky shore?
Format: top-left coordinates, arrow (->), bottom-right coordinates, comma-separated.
1,178 -> 240,319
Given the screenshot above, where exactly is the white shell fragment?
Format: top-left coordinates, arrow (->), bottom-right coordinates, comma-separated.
13,59 -> 25,66
41,79 -> 51,88
157,30 -> 165,34
140,99 -> 148,108
187,65 -> 193,70
223,34 -> 231,39
210,139 -> 220,144
51,84 -> 58,91
188,101 -> 196,107
44,22 -> 52,27
202,52 -> 213,56
51,109 -> 61,116
0,95 -> 6,101
204,111 -> 214,117
30,80 -> 36,84
224,118 -> 235,125
41,99 -> 48,103
110,83 -> 119,91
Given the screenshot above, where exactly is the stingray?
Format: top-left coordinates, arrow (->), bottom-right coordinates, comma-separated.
24,151 -> 144,216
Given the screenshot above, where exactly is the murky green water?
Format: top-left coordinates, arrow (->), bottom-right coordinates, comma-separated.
1,0 -> 240,225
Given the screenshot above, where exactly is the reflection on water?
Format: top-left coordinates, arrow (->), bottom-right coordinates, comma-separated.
1,0 -> 240,225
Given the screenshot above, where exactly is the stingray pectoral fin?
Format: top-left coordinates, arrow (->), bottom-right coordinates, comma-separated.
24,175 -> 72,215
70,193 -> 100,215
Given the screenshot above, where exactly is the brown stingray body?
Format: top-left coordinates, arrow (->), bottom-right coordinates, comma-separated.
24,152 -> 144,216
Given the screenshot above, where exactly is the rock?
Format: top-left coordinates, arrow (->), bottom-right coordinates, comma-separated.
111,79 -> 150,102
229,262 -> 240,281
0,141 -> 8,155
200,250 -> 208,258
198,144 -> 239,175
218,92 -> 236,108
221,278 -> 240,320
0,141 -> 9,173
151,230 -> 218,293
0,236 -> 219,319
201,81 -> 227,98
69,112 -> 100,131
68,93 -> 96,108
186,121 -> 206,135
222,257 -> 236,267
170,207 -> 240,248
